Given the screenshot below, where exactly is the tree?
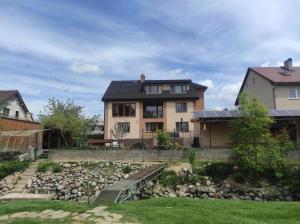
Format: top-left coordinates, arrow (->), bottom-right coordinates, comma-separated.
110,120 -> 129,147
39,98 -> 86,147
231,93 -> 291,172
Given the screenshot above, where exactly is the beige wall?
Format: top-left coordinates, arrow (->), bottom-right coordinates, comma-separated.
166,101 -> 194,137
104,101 -> 141,139
275,85 -> 300,109
242,71 -> 275,108
104,100 -> 196,140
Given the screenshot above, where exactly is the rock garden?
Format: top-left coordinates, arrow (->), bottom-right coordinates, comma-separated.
134,160 -> 300,202
26,161 -> 151,201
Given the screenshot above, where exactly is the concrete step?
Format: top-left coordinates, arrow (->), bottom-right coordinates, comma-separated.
0,193 -> 55,201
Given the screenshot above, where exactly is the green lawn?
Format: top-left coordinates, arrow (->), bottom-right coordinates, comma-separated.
0,198 -> 299,224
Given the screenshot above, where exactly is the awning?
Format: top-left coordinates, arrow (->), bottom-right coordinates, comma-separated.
0,129 -> 43,137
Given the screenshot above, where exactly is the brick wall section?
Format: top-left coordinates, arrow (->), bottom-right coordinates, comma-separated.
48,149 -> 299,162
0,117 -> 40,131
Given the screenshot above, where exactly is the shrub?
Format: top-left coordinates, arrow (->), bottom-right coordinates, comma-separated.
51,163 -> 63,173
232,172 -> 246,183
37,162 -> 63,173
188,149 -> 197,172
157,130 -> 174,150
122,165 -> 133,174
0,161 -> 30,180
203,162 -> 234,183
160,170 -> 181,188
37,163 -> 51,173
187,173 -> 203,184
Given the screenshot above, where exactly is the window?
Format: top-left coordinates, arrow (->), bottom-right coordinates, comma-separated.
176,103 -> 187,113
171,85 -> 187,94
288,88 -> 300,99
117,122 -> 130,133
176,122 -> 189,132
145,85 -> 162,94
3,108 -> 9,117
143,102 -> 163,118
112,103 -> 136,117
15,111 -> 19,118
145,122 -> 163,132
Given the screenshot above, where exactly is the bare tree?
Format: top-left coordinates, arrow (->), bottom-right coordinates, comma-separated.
110,120 -> 129,147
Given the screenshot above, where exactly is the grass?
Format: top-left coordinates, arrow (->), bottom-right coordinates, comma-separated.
0,198 -> 299,224
109,198 -> 300,224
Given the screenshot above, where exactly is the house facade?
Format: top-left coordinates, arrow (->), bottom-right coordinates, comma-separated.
193,58 -> 300,149
235,58 -> 300,109
102,75 -> 207,145
0,90 -> 33,121
0,90 -> 42,152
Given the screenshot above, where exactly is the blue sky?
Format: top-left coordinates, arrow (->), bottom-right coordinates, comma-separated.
1,0 -> 300,118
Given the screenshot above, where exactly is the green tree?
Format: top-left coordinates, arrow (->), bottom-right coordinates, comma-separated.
188,149 -> 197,173
231,93 -> 290,172
39,98 -> 86,147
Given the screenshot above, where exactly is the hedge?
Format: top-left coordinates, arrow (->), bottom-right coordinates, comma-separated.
0,160 -> 30,180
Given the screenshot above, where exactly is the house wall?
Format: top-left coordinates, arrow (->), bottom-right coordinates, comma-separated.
166,100 -> 195,137
242,70 -> 275,108
104,101 -> 141,139
275,85 -> 300,109
4,98 -> 29,120
199,121 -> 232,148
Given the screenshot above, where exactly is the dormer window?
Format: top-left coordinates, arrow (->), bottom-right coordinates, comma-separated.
145,85 -> 162,94
171,85 -> 188,94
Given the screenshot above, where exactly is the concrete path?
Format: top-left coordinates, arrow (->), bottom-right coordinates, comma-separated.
0,206 -> 140,223
0,160 -> 55,201
9,161 -> 39,193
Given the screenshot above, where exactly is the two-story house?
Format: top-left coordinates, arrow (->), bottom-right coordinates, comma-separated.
102,74 -> 207,145
0,90 -> 33,121
235,58 -> 300,109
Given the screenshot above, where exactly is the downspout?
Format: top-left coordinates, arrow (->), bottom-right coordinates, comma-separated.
272,84 -> 277,109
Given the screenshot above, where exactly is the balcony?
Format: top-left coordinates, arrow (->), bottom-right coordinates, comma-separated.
143,102 -> 163,118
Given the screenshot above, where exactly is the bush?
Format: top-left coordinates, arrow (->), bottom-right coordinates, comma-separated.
157,130 -> 174,150
0,161 -> 30,180
51,163 -> 63,173
203,162 -> 234,183
188,149 -> 197,172
160,170 -> 181,188
37,163 -> 50,173
37,162 -> 63,173
122,165 -> 133,174
187,173 -> 203,184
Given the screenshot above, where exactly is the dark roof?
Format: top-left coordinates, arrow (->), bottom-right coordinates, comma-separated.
102,79 -> 207,101
192,109 -> 300,121
250,67 -> 300,84
0,90 -> 29,112
235,66 -> 300,105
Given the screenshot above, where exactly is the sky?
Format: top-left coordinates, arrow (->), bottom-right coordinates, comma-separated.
1,0 -> 300,119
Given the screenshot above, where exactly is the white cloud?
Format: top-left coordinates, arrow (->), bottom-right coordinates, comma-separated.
70,61 -> 103,75
169,68 -> 192,78
199,79 -> 215,89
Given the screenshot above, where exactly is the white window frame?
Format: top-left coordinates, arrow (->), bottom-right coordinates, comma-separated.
288,88 -> 300,99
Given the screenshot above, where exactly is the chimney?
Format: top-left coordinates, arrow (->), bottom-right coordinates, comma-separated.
284,58 -> 293,71
140,73 -> 145,83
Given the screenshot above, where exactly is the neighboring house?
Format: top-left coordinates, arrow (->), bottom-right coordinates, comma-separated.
0,90 -> 42,153
102,74 -> 207,145
89,118 -> 104,135
235,58 -> 300,109
0,90 -> 33,121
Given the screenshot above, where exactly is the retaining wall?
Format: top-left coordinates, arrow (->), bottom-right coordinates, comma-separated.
48,149 -> 300,162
